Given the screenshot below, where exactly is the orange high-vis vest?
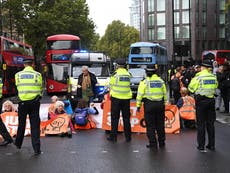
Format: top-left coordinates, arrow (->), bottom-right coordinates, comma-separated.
179,96 -> 196,120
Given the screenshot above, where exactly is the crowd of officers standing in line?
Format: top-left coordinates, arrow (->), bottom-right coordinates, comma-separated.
0,57 -> 229,155
108,58 -> 229,152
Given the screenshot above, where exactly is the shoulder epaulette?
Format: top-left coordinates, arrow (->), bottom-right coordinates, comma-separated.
111,71 -> 117,76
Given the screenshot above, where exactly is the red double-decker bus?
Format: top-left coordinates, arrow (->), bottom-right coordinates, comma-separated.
45,34 -> 81,94
202,50 -> 230,65
0,36 -> 34,96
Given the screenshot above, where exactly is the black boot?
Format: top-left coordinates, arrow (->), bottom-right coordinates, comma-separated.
146,143 -> 157,149
0,140 -> 13,146
107,136 -> 117,142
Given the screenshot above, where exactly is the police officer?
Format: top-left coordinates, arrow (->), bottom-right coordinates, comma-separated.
188,59 -> 218,151
14,59 -> 43,155
107,58 -> 132,142
0,74 -> 13,146
136,64 -> 167,149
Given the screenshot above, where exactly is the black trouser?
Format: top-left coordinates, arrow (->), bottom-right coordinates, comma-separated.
110,97 -> 131,140
173,91 -> 181,104
144,99 -> 165,145
222,94 -> 229,113
0,117 -> 13,142
195,97 -> 216,148
15,99 -> 41,152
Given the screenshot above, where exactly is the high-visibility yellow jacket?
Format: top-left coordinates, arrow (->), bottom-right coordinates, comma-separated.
136,74 -> 167,107
15,66 -> 42,101
188,69 -> 218,98
109,68 -> 132,99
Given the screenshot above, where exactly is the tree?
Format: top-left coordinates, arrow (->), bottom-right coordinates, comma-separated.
3,0 -> 97,57
98,20 -> 139,60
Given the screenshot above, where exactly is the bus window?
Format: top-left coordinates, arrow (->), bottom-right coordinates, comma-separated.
217,52 -> 230,60
48,40 -> 80,50
140,47 -> 153,54
131,47 -> 140,54
203,52 -> 215,60
50,63 -> 69,82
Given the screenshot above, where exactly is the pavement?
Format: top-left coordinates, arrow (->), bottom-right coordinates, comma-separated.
215,109 -> 230,125
0,123 -> 230,173
1,95 -> 230,173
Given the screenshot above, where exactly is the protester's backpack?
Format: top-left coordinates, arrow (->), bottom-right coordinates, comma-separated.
171,75 -> 180,91
74,108 -> 88,126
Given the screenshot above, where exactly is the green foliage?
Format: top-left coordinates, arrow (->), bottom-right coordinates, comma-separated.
2,0 -> 96,57
97,20 -> 140,60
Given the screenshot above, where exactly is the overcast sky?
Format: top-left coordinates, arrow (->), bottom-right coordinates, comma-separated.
86,0 -> 131,36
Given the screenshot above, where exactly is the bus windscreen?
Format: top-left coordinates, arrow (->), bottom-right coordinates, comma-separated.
47,40 -> 80,50
131,47 -> 153,54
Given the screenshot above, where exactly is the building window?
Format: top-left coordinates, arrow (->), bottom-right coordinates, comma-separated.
203,27 -> 206,39
148,0 -> 154,12
182,25 -> 190,38
202,12 -> 206,25
157,13 -> 165,25
182,11 -> 189,24
174,0 -> 180,10
182,0 -> 189,9
157,0 -> 165,11
219,27 -> 225,38
157,27 -> 166,40
219,0 -> 225,10
219,13 -> 225,25
202,0 -> 207,10
148,28 -> 154,40
148,14 -> 154,27
174,12 -> 180,24
174,26 -> 180,38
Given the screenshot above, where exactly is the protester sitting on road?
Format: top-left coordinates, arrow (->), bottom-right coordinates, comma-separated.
0,100 -> 14,146
48,95 -> 59,119
75,99 -> 98,115
2,100 -> 16,112
54,101 -> 75,134
176,87 -> 196,129
74,99 -> 98,129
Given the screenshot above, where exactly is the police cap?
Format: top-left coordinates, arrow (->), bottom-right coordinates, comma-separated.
145,64 -> 158,72
201,59 -> 213,68
23,59 -> 34,64
116,58 -> 126,66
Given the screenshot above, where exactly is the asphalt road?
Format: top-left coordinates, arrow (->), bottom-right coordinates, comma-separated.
0,122 -> 230,173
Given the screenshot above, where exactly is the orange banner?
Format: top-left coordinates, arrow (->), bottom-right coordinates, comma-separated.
0,112 -> 71,137
1,112 -> 31,137
102,101 -> 180,134
44,114 -> 71,135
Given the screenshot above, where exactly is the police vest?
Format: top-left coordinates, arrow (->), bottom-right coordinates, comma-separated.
15,66 -> 42,101
188,69 -> 218,98
136,74 -> 167,107
0,77 -> 3,98
179,96 -> 196,120
109,68 -> 132,99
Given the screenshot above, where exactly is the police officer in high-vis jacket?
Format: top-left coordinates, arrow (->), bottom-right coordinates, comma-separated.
14,59 -> 43,155
107,58 -> 132,142
136,64 -> 167,149
188,59 -> 218,152
0,74 -> 13,146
